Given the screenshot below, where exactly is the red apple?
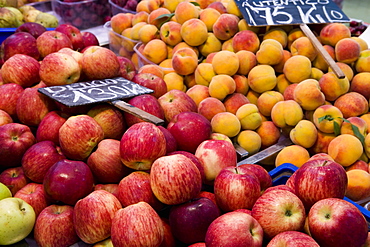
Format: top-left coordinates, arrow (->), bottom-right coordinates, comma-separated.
87,104 -> 126,140
117,171 -> 164,211
15,22 -> 47,39
73,190 -> 122,244
0,123 -> 36,168
132,72 -> 167,99
16,87 -> 57,127
150,154 -> 202,205
158,89 -> 198,123
36,110 -> 69,145
111,202 -> 164,247
94,183 -> 119,198
87,139 -> 132,184
168,150 -> 205,184
167,111 -> 212,153
1,54 -> 41,87
21,140 -> 66,183
267,231 -> 319,247
123,94 -> 165,127
0,83 -> 24,120
34,205 -> 80,247
14,182 -> 50,217
307,198 -> 368,247
195,139 -> 237,185
214,165 -> 261,212
117,55 -> 137,80
160,218 -> 176,247
2,31 -> 40,61
0,109 -> 12,126
39,52 -> 81,86
205,211 -> 264,246
59,115 -> 104,161
263,184 -> 295,194
237,163 -> 273,192
36,30 -> 73,58
55,23 -> 85,51
251,189 -> 306,240
81,46 -> 120,80
0,166 -> 30,196
81,31 -> 100,48
169,197 -> 220,244
43,159 -> 94,205
292,158 -> 348,209
120,122 -> 166,170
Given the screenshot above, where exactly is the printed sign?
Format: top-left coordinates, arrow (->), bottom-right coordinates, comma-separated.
235,0 -> 350,26
38,77 -> 154,107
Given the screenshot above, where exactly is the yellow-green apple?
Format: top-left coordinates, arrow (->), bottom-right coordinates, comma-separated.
251,189 -> 306,239
117,171 -> 164,211
168,150 -> 206,184
169,197 -> 220,245
195,139 -> 237,185
120,122 -> 166,171
212,13 -> 239,41
150,154 -> 202,205
94,183 -> 119,198
55,23 -> 85,51
117,55 -> 137,81
15,22 -> 47,38
0,197 -> 35,245
132,72 -> 167,99
16,87 -> 57,127
0,182 -> 11,199
292,159 -> 348,209
43,159 -> 94,205
158,89 -> 198,123
39,52 -> 81,86
267,231 -> 320,246
167,111 -> 212,153
0,83 -> 24,120
21,140 -> 65,183
2,32 -> 40,61
0,167 -> 30,196
1,54 -> 40,87
123,94 -> 165,127
14,182 -> 50,217
73,190 -> 122,244
87,139 -> 131,184
35,110 -> 69,145
205,211 -> 264,246
59,115 -> 104,161
81,31 -> 100,48
214,165 -> 261,212
87,104 -> 126,140
81,46 -> 120,80
36,30 -> 73,58
111,201 -> 164,246
0,123 -> 36,168
307,198 -> 368,247
160,21 -> 183,46
34,205 -> 79,247
158,125 -> 177,154
0,110 -> 12,126
238,163 -> 273,192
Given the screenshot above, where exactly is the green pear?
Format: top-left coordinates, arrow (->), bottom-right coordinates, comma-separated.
4,6 -> 24,26
23,8 -> 41,22
0,7 -> 18,27
34,12 -> 58,28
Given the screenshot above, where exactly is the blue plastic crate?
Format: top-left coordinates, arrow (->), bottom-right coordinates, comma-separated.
268,163 -> 370,225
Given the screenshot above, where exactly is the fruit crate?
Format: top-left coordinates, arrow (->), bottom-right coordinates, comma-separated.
51,0 -> 111,30
269,163 -> 370,226
109,0 -> 136,15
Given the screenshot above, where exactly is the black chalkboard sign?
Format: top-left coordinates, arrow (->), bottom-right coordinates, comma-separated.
38,77 -> 154,107
235,0 -> 350,26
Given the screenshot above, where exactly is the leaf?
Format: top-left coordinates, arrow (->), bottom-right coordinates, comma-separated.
190,1 -> 200,6
153,13 -> 175,27
333,121 -> 341,136
318,115 -> 334,123
351,124 -> 366,145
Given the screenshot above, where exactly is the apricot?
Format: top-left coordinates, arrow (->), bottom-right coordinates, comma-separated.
334,92 -> 369,118
361,114 -> 370,134
340,117 -> 368,138
312,45 -> 335,72
275,145 -> 310,167
248,64 -> 277,93
290,36 -> 318,61
236,130 -> 262,155
263,27 -> 288,48
208,74 -> 236,101
328,62 -> 354,81
275,74 -> 292,95
141,39 -> 167,64
137,64 -> 165,79
309,130 -> 337,154
233,74 -> 249,95
171,47 -> 198,76
180,18 -> 208,47
335,38 -> 361,64
194,62 -> 216,86
147,7 -> 171,28
318,72 -> 350,102
289,119 -> 318,148
270,100 -> 304,129
198,33 -> 222,58
310,67 -> 324,81
236,103 -> 262,130
350,72 -> 370,100
256,39 -> 284,65
293,79 -> 325,111
211,50 -> 239,76
273,50 -> 292,74
210,112 -> 241,138
223,93 -> 250,115
163,72 -> 185,92
256,90 -> 284,117
346,160 -> 369,172
319,23 -> 351,47
345,169 -> 370,202
212,13 -> 239,41
283,55 -> 312,83
232,30 -> 260,53
236,50 -> 257,75
355,50 -> 370,73
198,97 -> 226,121
350,37 -> 368,51
328,134 -> 364,167
138,24 -> 160,44
312,104 -> 344,134
287,28 -> 305,48
174,1 -> 200,25
159,21 -> 182,47
256,121 -> 281,149
365,133 -> 370,159
199,7 -> 221,32
110,13 -> 133,34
